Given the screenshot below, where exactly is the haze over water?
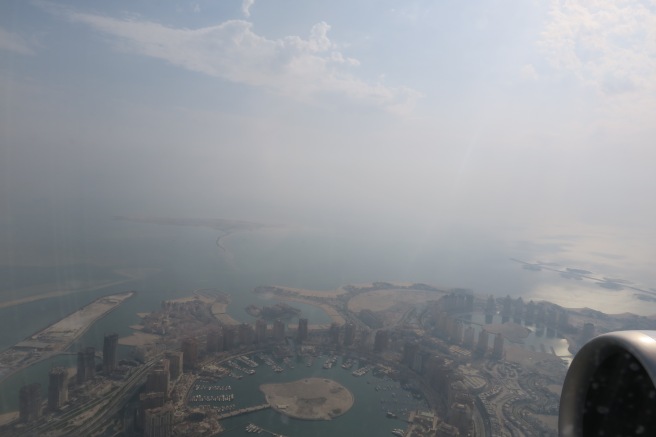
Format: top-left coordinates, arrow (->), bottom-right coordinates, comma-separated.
2,0 -> 656,336
3,2 -> 656,435
0,214 -> 654,413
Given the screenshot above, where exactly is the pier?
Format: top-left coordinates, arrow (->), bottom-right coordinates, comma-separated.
216,403 -> 271,420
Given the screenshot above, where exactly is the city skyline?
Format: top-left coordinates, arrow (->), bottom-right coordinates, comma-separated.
2,1 -> 656,435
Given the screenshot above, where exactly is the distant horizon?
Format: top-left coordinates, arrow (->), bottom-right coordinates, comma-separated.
0,218 -> 654,319
3,2 -> 656,434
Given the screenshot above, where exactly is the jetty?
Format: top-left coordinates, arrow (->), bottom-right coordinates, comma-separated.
217,403 -> 271,420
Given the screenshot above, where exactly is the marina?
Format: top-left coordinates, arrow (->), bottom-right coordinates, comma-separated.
244,422 -> 288,437
185,352 -> 427,436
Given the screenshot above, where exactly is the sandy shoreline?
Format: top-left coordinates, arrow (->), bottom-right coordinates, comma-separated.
261,378 -> 354,420
0,278 -> 133,310
347,288 -> 445,313
211,302 -> 240,326
0,291 -> 135,384
168,293 -> 216,305
272,295 -> 346,326
0,267 -> 157,310
119,331 -> 162,347
268,285 -> 347,299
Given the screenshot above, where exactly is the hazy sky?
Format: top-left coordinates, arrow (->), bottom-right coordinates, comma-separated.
1,1 -> 656,268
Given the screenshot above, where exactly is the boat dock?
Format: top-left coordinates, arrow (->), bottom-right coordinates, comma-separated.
216,403 -> 271,420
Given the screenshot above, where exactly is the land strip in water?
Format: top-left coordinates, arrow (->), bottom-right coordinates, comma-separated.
0,267 -> 155,310
0,291 -> 135,384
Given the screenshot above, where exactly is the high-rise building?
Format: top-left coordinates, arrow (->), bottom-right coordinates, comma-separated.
547,307 -> 558,328
144,406 -> 173,437
164,351 -> 183,381
297,318 -> 308,343
343,322 -> 355,347
103,333 -> 119,374
181,337 -> 198,372
476,330 -> 489,356
76,347 -> 96,384
146,368 -> 170,395
48,367 -> 69,411
85,347 -> 96,380
464,293 -> 474,312
373,330 -> 389,353
19,383 -> 41,423
273,320 -> 285,341
513,297 -> 525,323
426,356 -> 454,392
158,357 -> 170,372
145,359 -> 170,395
413,349 -> 431,374
328,323 -> 340,345
207,329 -> 224,354
463,326 -> 475,350
450,320 -> 464,345
255,319 -> 267,343
403,341 -> 420,368
223,326 -> 236,351
525,300 -> 536,324
492,333 -> 504,360
536,303 -> 546,324
238,322 -> 254,345
139,392 -> 165,429
140,392 -> 165,409
485,295 -> 497,317
501,295 -> 513,319
76,351 -> 87,384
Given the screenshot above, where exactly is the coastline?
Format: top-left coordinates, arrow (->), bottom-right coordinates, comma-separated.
266,285 -> 348,299
211,301 -> 240,326
0,278 -> 133,310
272,295 -> 346,326
0,291 -> 135,385
0,267 -> 156,311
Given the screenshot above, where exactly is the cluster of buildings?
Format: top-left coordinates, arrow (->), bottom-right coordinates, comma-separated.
17,332 -> 121,424
485,295 -> 571,334
8,285 -> 587,437
137,351 -> 184,437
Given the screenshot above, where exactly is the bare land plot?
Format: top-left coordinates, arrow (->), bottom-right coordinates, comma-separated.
261,378 -> 354,420
347,289 -> 445,313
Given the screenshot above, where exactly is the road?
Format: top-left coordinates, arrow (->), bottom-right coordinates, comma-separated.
11,356 -> 160,437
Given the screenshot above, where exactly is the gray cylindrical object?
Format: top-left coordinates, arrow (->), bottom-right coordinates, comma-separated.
559,330 -> 656,436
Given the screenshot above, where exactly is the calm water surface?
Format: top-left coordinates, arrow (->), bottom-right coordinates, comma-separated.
0,220 -> 650,413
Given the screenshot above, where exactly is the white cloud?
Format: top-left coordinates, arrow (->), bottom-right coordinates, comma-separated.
520,64 -> 538,81
57,9 -> 419,113
242,0 -> 255,18
539,0 -> 656,95
0,27 -> 35,55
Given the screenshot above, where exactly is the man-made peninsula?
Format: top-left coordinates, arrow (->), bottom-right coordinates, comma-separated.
260,378 -> 354,420
0,291 -> 135,383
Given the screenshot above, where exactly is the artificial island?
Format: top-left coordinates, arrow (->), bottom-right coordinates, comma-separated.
1,280 -> 655,437
261,377 -> 354,420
